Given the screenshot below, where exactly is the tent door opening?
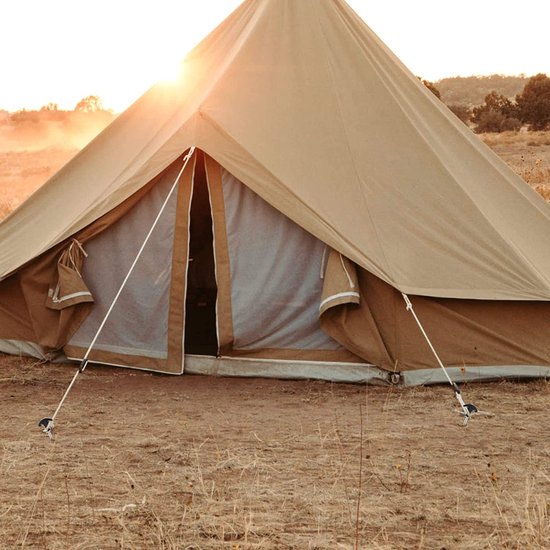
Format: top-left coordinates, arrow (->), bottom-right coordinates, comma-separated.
185,152 -> 218,356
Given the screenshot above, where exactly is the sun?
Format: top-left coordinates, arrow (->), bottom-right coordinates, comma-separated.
153,58 -> 185,84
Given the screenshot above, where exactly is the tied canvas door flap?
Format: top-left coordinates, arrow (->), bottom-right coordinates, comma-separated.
45,239 -> 94,311
64,153 -> 196,374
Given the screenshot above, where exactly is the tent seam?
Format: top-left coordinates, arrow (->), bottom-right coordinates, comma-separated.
315,3 -> 395,285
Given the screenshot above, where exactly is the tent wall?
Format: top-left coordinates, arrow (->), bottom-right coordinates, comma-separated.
0,151 -> 548,378
322,268 -> 550,371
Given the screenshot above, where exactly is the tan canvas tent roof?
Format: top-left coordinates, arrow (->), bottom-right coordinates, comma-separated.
1,0 -> 549,299
0,0 -> 548,383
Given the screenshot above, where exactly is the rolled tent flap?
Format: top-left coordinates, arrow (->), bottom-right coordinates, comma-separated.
16,243 -> 95,351
319,249 -> 360,315
319,249 -> 395,369
45,239 -> 94,311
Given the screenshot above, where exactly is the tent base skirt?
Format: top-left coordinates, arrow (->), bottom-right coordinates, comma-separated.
0,339 -> 65,362
185,356 -> 550,385
185,355 -> 387,384
401,365 -> 550,386
1,339 -> 549,385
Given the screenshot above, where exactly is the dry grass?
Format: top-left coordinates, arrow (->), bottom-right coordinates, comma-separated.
0,149 -> 76,219
0,356 -> 549,549
479,130 -> 550,202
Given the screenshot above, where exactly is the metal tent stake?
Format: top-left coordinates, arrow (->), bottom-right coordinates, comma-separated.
401,293 -> 477,426
39,147 -> 196,439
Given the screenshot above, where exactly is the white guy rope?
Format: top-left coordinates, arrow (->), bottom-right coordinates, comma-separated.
40,147 -> 196,438
401,293 -> 476,425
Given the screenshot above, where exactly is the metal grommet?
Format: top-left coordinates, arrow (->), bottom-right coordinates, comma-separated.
389,372 -> 401,385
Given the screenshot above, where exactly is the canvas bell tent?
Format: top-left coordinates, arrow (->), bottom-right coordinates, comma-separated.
0,0 -> 549,385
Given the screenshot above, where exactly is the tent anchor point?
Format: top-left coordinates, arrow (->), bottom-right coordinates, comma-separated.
402,293 -> 478,426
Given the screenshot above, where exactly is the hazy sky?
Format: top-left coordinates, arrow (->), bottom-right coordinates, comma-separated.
1,0 -> 549,112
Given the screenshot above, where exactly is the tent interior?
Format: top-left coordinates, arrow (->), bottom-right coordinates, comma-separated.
185,152 -> 218,356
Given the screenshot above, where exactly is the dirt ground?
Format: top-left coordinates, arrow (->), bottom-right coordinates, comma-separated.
0,355 -> 548,549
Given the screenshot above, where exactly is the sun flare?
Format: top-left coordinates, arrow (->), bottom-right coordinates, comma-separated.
149,57 -> 185,85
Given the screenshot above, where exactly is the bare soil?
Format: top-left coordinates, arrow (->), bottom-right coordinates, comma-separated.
0,355 -> 548,549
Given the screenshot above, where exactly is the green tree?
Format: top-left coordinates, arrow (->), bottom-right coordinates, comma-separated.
471,91 -> 520,133
75,95 -> 104,112
516,73 -> 550,131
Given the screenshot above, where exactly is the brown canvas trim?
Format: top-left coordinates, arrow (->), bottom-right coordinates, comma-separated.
204,154 -> 234,355
165,152 -> 196,374
64,346 -> 174,374
0,273 -> 35,341
393,285 -> 550,370
321,266 -> 550,371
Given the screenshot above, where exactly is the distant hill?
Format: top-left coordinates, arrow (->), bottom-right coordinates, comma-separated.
436,75 -> 529,107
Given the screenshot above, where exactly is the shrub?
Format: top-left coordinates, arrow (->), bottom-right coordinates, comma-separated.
474,110 -> 521,133
516,73 -> 550,131
447,104 -> 471,124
